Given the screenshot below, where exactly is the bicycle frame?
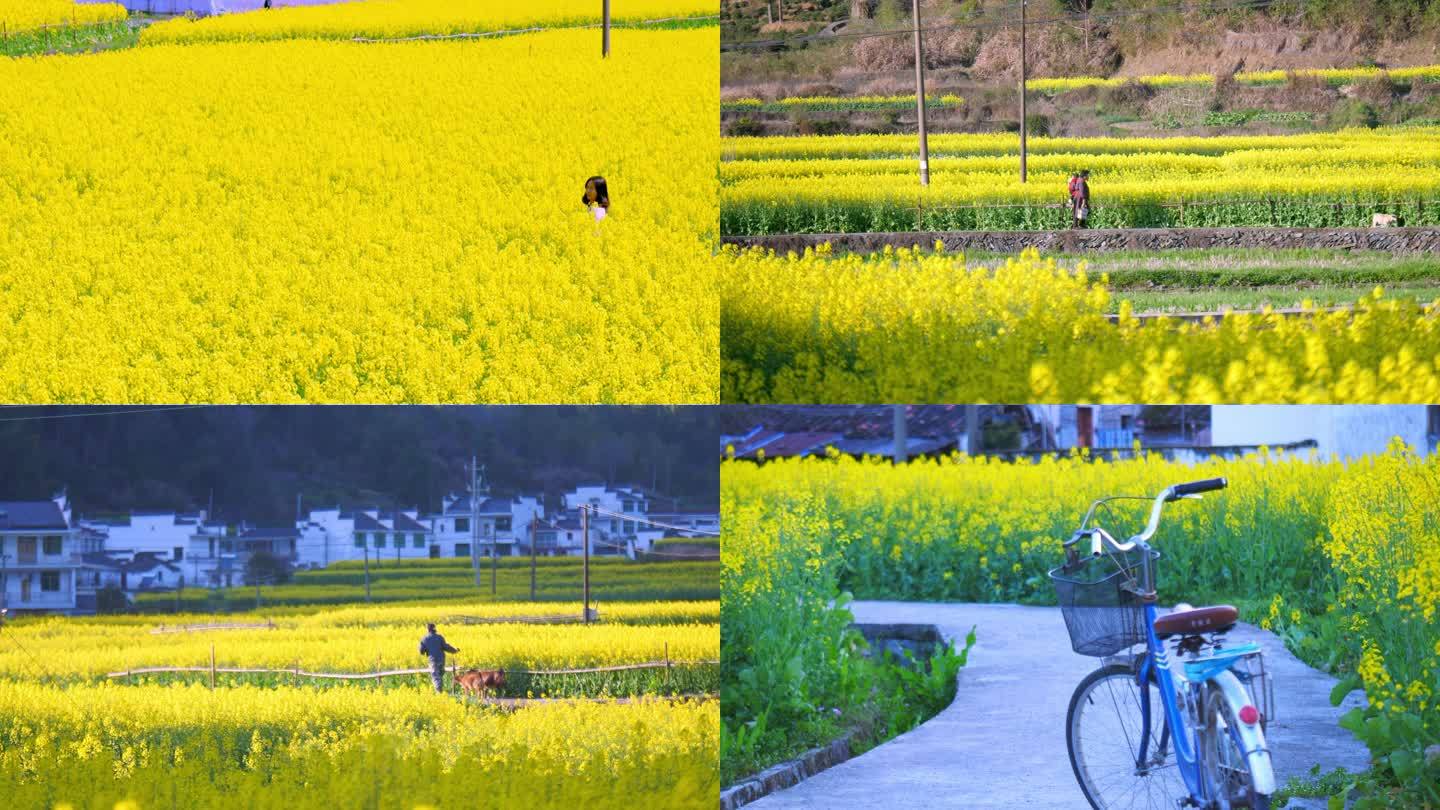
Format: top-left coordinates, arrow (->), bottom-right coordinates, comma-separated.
1136,599 -> 1206,800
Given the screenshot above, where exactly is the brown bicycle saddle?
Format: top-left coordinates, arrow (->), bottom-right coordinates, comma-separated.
1153,604 -> 1239,639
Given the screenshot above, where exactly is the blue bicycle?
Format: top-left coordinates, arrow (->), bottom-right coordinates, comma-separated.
1052,478 -> 1276,810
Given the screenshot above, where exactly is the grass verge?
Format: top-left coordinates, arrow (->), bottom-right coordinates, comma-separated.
0,20 -> 136,57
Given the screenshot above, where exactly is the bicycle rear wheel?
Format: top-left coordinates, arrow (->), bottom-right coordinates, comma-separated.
1200,685 -> 1271,810
1067,663 -> 1186,810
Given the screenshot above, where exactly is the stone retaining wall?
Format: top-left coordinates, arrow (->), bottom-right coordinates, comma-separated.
721,226 -> 1440,256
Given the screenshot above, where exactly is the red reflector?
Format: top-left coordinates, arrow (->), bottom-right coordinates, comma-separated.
1238,705 -> 1260,725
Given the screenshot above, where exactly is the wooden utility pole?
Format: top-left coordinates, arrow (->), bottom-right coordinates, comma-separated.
1019,0 -> 1029,183
602,0 -> 610,57
529,517 -> 538,601
490,525 -> 497,596
912,0 -> 930,186
581,506 -> 591,624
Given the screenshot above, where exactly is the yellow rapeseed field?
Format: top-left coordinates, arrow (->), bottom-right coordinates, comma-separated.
0,610 -> 719,677
0,0 -> 123,31
1027,63 -> 1440,93
720,128 -> 1440,233
0,599 -> 720,806
0,28 -> 718,403
0,683 -> 719,808
144,0 -> 718,44
721,245 -> 1440,403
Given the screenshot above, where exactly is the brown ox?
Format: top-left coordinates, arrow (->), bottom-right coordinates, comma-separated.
456,668 -> 507,699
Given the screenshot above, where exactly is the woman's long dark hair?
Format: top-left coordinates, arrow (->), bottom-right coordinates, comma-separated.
583,176 -> 610,209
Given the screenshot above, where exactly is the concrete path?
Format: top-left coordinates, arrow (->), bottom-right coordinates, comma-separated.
748,602 -> 1370,810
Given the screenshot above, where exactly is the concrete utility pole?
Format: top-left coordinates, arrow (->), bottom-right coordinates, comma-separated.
965,405 -> 982,455
893,405 -> 909,464
1019,0 -> 1029,183
363,544 -> 371,602
529,516 -> 538,601
912,0 -> 930,186
602,0 -> 611,57
470,456 -> 481,588
581,506 -> 591,624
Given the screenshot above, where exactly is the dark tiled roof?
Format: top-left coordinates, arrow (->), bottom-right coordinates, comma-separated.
0,501 -> 68,530
81,552 -> 127,569
353,514 -> 386,531
477,498 -> 511,514
392,514 -> 429,532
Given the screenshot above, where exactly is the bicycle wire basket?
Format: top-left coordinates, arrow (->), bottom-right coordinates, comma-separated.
1049,547 -> 1159,657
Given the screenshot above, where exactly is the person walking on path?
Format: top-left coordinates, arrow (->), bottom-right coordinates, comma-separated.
419,623 -> 458,694
1070,169 -> 1092,229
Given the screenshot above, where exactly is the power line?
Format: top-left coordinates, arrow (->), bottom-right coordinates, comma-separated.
0,405 -> 212,423
585,506 -> 721,536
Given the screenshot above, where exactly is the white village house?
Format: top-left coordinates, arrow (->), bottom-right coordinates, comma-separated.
0,491 -> 89,614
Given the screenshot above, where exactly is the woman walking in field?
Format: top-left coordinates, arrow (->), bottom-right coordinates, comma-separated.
1072,169 -> 1092,229
583,176 -> 610,222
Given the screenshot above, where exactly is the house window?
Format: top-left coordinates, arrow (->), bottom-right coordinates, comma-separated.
455,518 -> 469,533
40,571 -> 61,592
412,534 -> 424,548
42,536 -> 63,556
220,540 -> 233,553
455,543 -> 471,558
376,534 -> 387,548
18,537 -> 37,564
623,521 -> 636,534
354,533 -> 366,548
622,500 -> 634,512
496,517 -> 511,532
173,547 -> 185,561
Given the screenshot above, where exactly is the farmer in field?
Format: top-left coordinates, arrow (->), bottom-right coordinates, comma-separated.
1070,169 -> 1092,229
583,176 -> 610,222
419,623 -> 459,694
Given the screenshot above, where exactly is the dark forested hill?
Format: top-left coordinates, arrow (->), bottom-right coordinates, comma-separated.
0,407 -> 716,523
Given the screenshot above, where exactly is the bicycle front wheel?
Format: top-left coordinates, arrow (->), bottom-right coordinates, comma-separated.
1066,663 -> 1186,810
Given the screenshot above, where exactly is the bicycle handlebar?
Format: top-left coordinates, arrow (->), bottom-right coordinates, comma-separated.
1079,478 -> 1229,558
1170,477 -> 1227,499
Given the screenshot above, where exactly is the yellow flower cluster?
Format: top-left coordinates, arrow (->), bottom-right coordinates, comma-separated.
1027,64 -> 1440,93
1325,443 -> 1440,722
721,448 -> 1340,604
0,0 -> 123,31
721,245 -> 1440,403
0,28 -> 719,403
0,682 -> 718,808
720,128 -> 1440,233
143,0 -> 717,44
0,604 -> 719,678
